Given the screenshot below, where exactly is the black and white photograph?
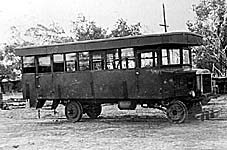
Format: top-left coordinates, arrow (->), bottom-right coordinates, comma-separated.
0,0 -> 227,149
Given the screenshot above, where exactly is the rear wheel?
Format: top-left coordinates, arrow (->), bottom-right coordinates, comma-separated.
65,101 -> 83,122
86,104 -> 102,119
167,100 -> 188,123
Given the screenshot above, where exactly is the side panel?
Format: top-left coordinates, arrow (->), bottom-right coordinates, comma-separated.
22,74 -> 37,107
137,69 -> 162,99
50,70 -> 196,101
93,70 -> 137,99
53,72 -> 93,99
53,70 -> 137,100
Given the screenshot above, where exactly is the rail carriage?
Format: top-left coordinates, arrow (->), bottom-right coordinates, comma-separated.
15,32 -> 213,123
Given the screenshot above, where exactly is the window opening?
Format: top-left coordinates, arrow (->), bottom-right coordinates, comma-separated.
106,49 -> 119,69
162,49 -> 181,65
162,49 -> 168,65
114,49 -> 121,69
121,48 -> 135,69
140,51 -> 157,68
183,49 -> 190,64
38,55 -> 51,73
92,53 -> 104,70
66,53 -> 78,72
23,56 -> 35,73
79,52 -> 90,71
106,53 -> 114,69
169,49 -> 180,64
53,54 -> 64,72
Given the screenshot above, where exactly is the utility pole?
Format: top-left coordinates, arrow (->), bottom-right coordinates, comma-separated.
159,3 -> 169,32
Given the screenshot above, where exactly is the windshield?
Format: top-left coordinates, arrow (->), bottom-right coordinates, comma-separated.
161,48 -> 191,66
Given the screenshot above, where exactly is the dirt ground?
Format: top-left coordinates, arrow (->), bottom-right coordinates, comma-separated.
1,95 -> 227,150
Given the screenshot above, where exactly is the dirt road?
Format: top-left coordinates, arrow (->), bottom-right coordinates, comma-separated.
1,96 -> 227,150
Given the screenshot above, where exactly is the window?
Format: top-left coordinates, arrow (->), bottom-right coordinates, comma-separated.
106,53 -> 114,70
121,48 -> 135,69
114,49 -> 121,69
66,53 -> 78,72
140,51 -> 157,68
183,49 -> 190,64
92,52 -> 104,70
106,49 -> 119,70
79,52 -> 90,71
162,49 -> 168,65
162,49 -> 180,65
38,55 -> 51,73
53,54 -> 64,72
23,56 -> 35,73
169,49 -> 180,64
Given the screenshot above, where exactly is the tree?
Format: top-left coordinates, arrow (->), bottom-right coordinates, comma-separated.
187,0 -> 227,72
0,43 -> 21,93
109,18 -> 142,38
70,16 -> 142,40
70,15 -> 107,41
25,23 -> 74,45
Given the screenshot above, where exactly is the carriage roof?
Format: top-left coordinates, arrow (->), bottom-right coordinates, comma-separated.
15,32 -> 203,56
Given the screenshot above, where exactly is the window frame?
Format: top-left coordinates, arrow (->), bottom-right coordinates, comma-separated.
91,51 -> 105,70
137,48 -> 158,68
160,47 -> 192,66
37,55 -> 52,73
78,51 -> 90,71
22,56 -> 36,74
120,48 -> 136,69
53,54 -> 65,72
65,52 -> 79,72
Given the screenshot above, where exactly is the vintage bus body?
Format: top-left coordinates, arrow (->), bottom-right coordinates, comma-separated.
15,32 -> 213,123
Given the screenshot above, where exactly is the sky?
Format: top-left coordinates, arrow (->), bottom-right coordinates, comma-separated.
0,0 -> 200,44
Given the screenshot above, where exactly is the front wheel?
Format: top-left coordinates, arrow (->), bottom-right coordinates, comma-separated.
65,101 -> 83,122
166,100 -> 188,124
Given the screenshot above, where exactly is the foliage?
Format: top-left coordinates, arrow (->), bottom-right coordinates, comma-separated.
109,18 -> 142,38
0,43 -> 21,93
70,16 -> 142,40
25,23 -> 74,45
1,44 -> 21,78
187,0 -> 227,72
70,15 -> 107,41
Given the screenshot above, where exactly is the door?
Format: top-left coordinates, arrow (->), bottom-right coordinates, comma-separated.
137,69 -> 162,99
137,50 -> 162,99
36,55 -> 54,99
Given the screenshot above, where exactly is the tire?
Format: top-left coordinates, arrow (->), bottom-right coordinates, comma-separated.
86,104 -> 102,119
65,101 -> 83,122
166,100 -> 188,124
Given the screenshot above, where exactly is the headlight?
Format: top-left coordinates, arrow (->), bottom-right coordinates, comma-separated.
189,90 -> 195,97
